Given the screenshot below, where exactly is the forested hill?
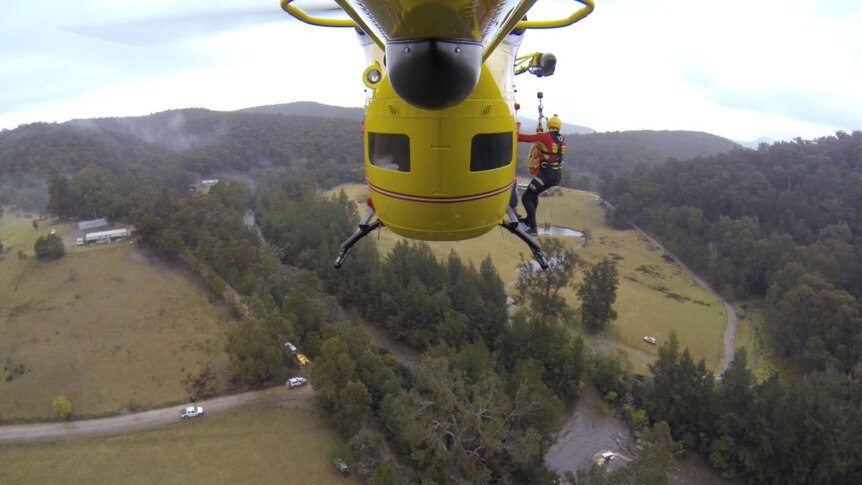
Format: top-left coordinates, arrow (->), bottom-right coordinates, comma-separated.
604,131 -> 862,369
239,101 -> 364,121
245,104 -> 736,171
565,130 -> 739,174
1,108 -> 736,184
518,116 -> 594,135
0,108 -> 364,209
249,102 -> 595,133
2,105 -> 736,210
77,108 -> 364,172
596,131 -> 862,485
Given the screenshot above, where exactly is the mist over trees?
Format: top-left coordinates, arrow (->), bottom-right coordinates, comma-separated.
1,107 -> 733,211
0,107 -> 364,212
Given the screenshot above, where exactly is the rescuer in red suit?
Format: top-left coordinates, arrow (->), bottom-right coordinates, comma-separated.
517,115 -> 566,236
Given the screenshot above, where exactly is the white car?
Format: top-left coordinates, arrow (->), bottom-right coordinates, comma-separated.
283,341 -> 298,353
180,406 -> 204,419
286,377 -> 308,389
644,336 -> 657,345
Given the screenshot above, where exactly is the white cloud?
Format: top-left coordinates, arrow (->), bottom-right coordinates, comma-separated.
1,0 -> 859,142
0,4 -> 365,127
514,0 -> 860,140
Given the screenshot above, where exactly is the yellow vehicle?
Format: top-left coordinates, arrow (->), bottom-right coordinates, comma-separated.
281,0 -> 595,269
296,353 -> 311,366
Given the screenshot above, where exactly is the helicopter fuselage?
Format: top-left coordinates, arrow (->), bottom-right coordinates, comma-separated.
360,28 -> 523,241
281,0 -> 594,266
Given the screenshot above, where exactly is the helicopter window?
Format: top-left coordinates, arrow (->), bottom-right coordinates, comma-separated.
471,132 -> 513,172
369,133 -> 410,172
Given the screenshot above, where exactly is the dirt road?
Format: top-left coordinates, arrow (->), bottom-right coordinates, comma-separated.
629,222 -> 738,373
0,323 -> 413,444
0,385 -> 312,443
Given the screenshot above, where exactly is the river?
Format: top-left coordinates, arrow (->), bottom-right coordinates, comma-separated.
545,382 -> 635,476
537,225 -> 584,238
545,382 -> 742,484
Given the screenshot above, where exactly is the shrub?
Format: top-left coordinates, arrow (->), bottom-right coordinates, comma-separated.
208,276 -> 226,295
183,364 -> 218,400
34,234 -> 65,259
52,395 -> 73,420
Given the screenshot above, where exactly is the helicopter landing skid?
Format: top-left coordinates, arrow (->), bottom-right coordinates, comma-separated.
334,208 -> 381,269
501,207 -> 549,270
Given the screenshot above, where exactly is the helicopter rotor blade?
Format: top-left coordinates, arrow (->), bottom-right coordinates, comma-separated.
65,1 -> 344,46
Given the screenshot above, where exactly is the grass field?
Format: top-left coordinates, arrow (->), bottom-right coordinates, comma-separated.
0,404 -> 358,484
327,184 -> 729,374
0,210 -> 234,420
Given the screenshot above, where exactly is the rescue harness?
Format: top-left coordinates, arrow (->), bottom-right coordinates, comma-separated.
538,131 -> 566,170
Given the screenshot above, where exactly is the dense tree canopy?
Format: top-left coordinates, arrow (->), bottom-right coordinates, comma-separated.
603,132 -> 862,373
8,105 -> 862,483
514,238 -> 583,324
380,351 -> 562,483
636,336 -> 862,484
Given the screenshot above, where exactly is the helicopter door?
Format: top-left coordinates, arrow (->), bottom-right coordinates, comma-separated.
437,117 -> 515,235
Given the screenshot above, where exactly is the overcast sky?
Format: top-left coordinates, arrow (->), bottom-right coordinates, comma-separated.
2,0 -> 859,142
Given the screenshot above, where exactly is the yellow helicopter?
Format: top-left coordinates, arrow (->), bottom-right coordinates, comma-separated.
281,0 -> 594,269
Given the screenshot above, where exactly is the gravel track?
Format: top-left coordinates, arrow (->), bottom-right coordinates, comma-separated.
0,385 -> 312,443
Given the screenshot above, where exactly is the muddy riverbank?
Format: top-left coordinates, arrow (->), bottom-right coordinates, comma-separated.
545,382 -> 635,476
546,381 -> 742,484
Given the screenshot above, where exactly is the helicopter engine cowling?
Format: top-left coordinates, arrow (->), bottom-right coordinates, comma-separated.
386,39 -> 482,111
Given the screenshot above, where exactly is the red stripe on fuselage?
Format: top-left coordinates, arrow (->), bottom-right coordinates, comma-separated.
366,178 -> 515,203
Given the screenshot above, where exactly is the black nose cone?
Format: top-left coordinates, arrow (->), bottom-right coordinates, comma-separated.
386,39 -> 482,110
